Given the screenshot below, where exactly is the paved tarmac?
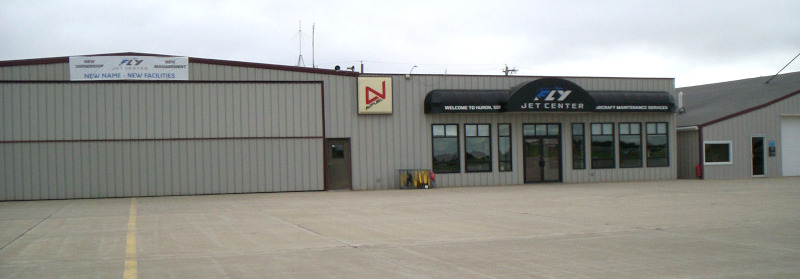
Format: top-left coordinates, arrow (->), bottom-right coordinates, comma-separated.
1,178 -> 799,278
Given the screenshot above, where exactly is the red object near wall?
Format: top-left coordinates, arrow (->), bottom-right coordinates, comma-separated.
695,164 -> 703,178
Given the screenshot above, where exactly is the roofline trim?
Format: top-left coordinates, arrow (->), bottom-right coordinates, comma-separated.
188,57 -> 358,77
364,73 -> 675,81
2,53 -> 675,80
0,52 -> 359,77
698,88 -> 800,128
676,126 -> 699,131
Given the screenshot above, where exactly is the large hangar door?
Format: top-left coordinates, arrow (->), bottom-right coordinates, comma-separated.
781,116 -> 800,176
0,82 -> 325,201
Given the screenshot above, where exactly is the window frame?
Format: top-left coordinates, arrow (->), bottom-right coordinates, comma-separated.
497,123 -> 512,172
464,123 -> 492,173
618,122 -> 643,168
431,124 -> 461,173
590,123 -> 615,169
571,123 -> 586,170
703,141 -> 733,165
645,122 -> 670,167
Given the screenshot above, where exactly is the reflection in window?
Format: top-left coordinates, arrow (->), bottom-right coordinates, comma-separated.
619,123 -> 642,168
465,124 -> 491,172
498,124 -> 512,172
432,124 -> 460,173
646,122 -> 669,167
591,123 -> 615,169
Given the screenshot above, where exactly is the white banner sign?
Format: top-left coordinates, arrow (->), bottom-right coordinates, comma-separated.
69,56 -> 189,81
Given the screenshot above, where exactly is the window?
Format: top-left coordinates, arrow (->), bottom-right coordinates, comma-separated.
704,141 -> 732,165
572,123 -> 586,169
619,123 -> 642,168
591,123 -> 615,169
498,124 -> 512,172
331,144 -> 344,158
523,124 -> 560,137
432,124 -> 459,173
646,122 -> 669,167
465,124 -> 491,172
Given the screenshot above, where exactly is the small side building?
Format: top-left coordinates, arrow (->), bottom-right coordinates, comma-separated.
676,71 -> 800,179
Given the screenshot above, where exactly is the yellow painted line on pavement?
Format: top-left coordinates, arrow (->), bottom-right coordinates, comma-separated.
124,198 -> 137,279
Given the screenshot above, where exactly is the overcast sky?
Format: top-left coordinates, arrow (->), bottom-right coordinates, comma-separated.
2,0 -> 799,87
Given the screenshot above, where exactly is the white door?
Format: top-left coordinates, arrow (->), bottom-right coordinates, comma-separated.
781,116 -> 800,176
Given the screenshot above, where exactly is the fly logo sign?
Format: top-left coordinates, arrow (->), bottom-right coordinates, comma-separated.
358,77 -> 393,114
534,89 -> 572,101
518,88 -> 586,110
119,59 -> 144,66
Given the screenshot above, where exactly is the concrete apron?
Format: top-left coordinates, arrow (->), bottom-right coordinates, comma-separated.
1,178 -> 799,278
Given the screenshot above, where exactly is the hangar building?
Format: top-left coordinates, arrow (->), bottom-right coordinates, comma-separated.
1,53 -> 677,200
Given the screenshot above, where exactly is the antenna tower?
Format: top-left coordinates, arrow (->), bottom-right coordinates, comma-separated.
311,23 -> 315,68
296,21 -> 305,67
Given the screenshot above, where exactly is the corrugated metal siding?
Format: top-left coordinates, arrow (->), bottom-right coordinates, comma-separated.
0,139 -> 322,200
0,63 -> 68,81
677,130 -> 699,179
0,81 -> 324,200
354,75 -> 676,189
700,94 -> 800,179
0,82 -> 322,140
1,61 -> 677,191
423,111 -> 675,186
189,63 -> 357,139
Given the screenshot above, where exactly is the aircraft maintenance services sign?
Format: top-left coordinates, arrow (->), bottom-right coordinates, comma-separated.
69,56 -> 189,81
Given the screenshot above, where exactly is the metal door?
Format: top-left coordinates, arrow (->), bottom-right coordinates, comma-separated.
752,136 -> 765,176
326,139 -> 352,190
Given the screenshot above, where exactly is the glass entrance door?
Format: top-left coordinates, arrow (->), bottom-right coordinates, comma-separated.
542,138 -> 561,181
523,138 -> 543,182
523,124 -> 562,183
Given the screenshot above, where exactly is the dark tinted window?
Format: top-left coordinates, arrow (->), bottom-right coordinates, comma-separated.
619,123 -> 642,168
572,123 -> 585,169
331,144 -> 344,158
646,122 -> 669,167
465,124 -> 491,172
432,124 -> 460,173
498,124 -> 512,172
591,123 -> 615,169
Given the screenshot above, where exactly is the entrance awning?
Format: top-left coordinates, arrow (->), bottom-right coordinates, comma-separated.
424,78 -> 675,113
